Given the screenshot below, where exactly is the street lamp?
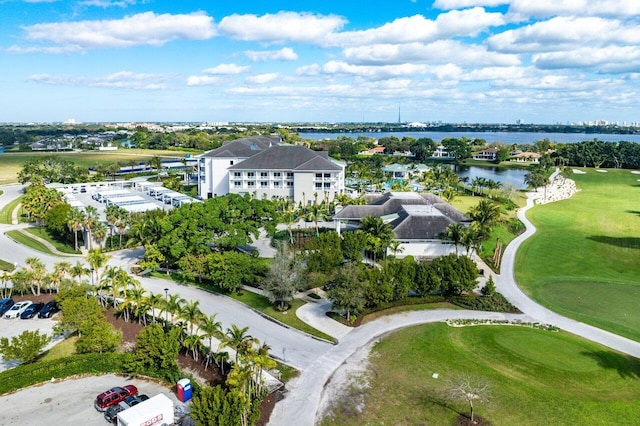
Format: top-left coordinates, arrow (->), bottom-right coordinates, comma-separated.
164,288 -> 169,324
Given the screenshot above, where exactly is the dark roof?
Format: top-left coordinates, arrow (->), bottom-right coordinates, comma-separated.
334,192 -> 470,240
201,135 -> 280,158
228,145 -> 342,171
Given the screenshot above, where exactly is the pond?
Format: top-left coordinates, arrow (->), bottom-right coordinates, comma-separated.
454,165 -> 529,189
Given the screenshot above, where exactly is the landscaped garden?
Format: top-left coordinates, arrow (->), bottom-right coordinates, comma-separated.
515,169 -> 640,341
321,322 -> 640,425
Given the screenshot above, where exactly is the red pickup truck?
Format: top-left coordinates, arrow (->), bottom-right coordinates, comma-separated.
94,385 -> 139,412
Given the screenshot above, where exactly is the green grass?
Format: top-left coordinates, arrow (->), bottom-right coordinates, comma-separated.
0,195 -> 23,224
515,168 -> 640,342
39,336 -> 78,361
321,323 -> 640,426
0,258 -> 16,271
6,229 -> 66,257
0,149 -> 195,184
24,227 -> 81,255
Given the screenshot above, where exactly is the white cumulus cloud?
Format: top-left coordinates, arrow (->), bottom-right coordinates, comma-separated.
245,73 -> 280,84
202,64 -> 250,75
27,71 -> 170,90
19,12 -> 215,51
217,11 -> 346,44
244,47 -> 298,62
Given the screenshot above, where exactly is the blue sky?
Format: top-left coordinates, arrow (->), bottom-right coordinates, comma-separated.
1,0 -> 640,124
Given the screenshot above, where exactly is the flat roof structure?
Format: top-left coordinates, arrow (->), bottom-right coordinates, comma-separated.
120,202 -> 161,213
108,195 -> 146,206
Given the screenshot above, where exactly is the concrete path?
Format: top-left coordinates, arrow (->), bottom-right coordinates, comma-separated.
296,300 -> 352,341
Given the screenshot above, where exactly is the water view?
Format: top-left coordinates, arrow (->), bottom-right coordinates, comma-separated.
454,165 -> 528,189
301,131 -> 640,144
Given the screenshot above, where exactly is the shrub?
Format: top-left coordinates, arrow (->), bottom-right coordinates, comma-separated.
448,293 -> 520,313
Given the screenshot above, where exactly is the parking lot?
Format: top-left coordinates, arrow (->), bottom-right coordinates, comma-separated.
0,374 -> 182,425
0,298 -> 59,372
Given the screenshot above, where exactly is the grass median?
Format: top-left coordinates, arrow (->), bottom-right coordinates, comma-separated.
0,195 -> 23,224
515,168 -> 640,341
321,323 -> 640,425
6,229 -> 66,257
24,227 -> 81,255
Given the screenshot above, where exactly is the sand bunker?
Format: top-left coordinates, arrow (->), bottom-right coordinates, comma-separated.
572,169 -> 587,174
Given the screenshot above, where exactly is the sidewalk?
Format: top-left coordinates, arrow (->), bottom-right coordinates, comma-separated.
6,226 -> 81,258
296,300 -> 352,341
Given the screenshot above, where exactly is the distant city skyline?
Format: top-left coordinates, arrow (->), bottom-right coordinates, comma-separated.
2,1 -> 639,124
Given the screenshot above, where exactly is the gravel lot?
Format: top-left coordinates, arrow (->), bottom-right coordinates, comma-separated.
0,374 -> 182,425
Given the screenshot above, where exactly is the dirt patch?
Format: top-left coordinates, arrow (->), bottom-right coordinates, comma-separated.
453,414 -> 493,426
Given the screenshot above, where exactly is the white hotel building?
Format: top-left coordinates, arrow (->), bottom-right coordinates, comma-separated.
198,136 -> 345,204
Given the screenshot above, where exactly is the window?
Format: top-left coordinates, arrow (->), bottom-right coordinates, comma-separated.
324,182 -> 331,189
233,181 -> 241,187
233,172 -> 241,178
315,173 -> 322,179
324,173 -> 331,178
260,172 -> 268,178
247,181 -> 255,187
247,172 -> 255,178
286,182 -> 294,188
260,181 -> 268,188
273,172 -> 281,178
273,182 -> 281,188
315,183 -> 322,189
286,172 -> 294,178
230,160 -> 234,165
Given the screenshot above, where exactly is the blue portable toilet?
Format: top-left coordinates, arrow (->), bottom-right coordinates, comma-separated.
177,378 -> 192,402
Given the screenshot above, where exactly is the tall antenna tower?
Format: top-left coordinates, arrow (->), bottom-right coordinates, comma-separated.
398,104 -> 401,124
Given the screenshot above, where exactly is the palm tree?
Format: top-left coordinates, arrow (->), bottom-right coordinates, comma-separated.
183,334 -> 203,361
87,249 -> 110,287
468,199 -> 501,230
1,271 -> 12,298
23,257 -> 46,296
67,208 -> 86,251
146,292 -> 165,324
445,223 -> 466,255
105,205 -> 120,249
70,261 -> 89,283
179,300 -> 204,336
221,324 -> 258,363
92,221 -> 108,250
388,240 -> 404,257
164,293 -> 185,324
200,313 -> 223,370
84,205 -> 99,250
360,216 -> 395,261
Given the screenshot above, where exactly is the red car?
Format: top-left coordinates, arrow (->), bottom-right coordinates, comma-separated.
94,385 -> 138,412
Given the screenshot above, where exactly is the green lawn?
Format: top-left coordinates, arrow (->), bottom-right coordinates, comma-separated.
5,230 -> 66,257
24,227 -> 81,255
0,195 -> 23,224
321,323 -> 640,425
0,258 -> 16,271
515,168 -> 640,341
0,149 -> 192,184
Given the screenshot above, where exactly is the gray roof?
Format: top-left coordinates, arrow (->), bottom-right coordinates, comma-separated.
201,135 -> 281,158
228,145 -> 342,171
334,192 -> 470,240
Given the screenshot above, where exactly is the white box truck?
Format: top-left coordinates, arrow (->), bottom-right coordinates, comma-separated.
117,393 -> 174,426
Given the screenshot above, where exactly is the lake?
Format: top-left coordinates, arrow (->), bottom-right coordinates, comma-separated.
300,131 -> 640,144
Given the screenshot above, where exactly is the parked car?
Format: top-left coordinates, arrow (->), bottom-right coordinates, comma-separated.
124,394 -> 149,407
94,385 -> 138,412
20,302 -> 45,319
0,298 -> 14,316
104,395 -> 150,423
4,301 -> 32,319
38,300 -> 60,318
104,401 -> 130,423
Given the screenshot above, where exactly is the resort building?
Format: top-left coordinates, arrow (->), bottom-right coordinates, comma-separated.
333,191 -> 471,259
381,163 -> 430,180
431,145 -> 454,159
509,151 -> 541,163
198,135 -> 345,204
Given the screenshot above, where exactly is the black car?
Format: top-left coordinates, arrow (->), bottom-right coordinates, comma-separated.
0,298 -> 14,316
104,401 -> 129,423
38,300 -> 60,318
20,302 -> 45,319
